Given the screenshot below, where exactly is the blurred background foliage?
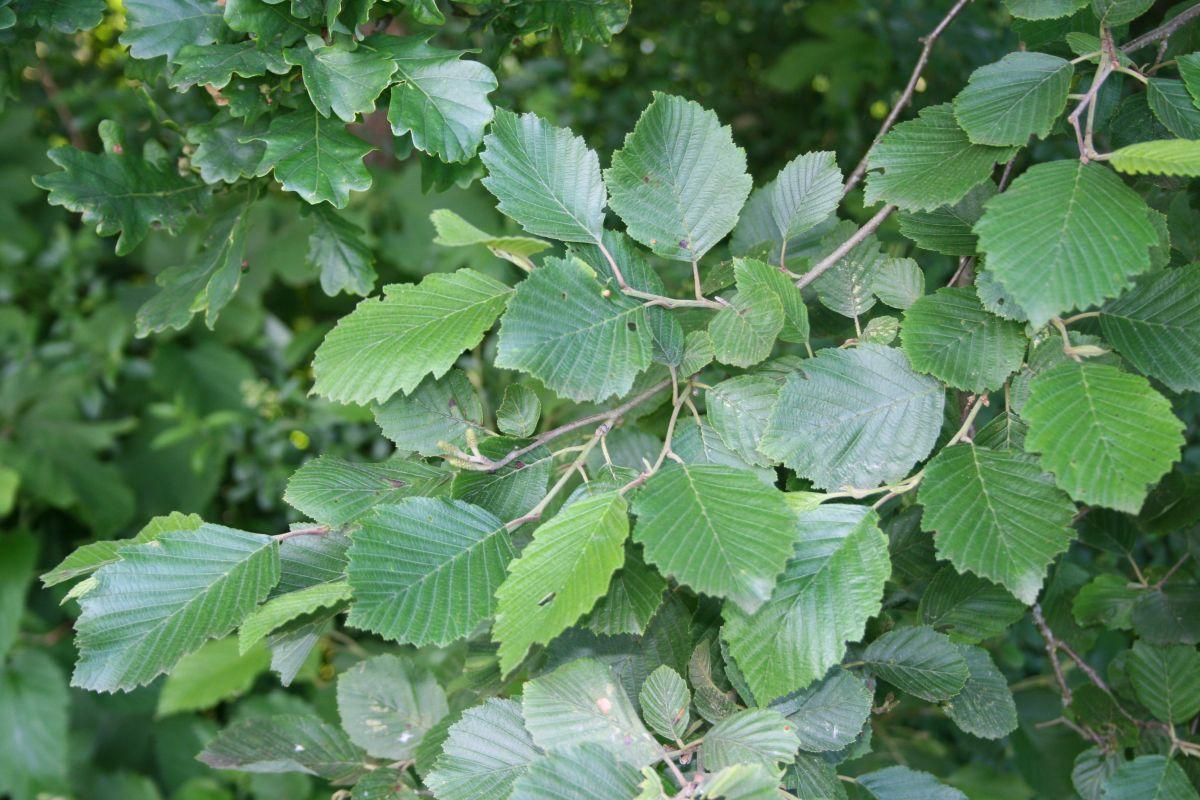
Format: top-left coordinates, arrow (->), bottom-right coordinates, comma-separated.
2,1 -> 1198,798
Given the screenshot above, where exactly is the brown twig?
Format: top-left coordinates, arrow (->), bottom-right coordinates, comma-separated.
1122,2 -> 1200,54
795,204 -> 896,289
457,378 -> 673,472
842,0 -> 975,196
273,525 -> 332,541
38,62 -> 85,149
1031,603 -> 1072,706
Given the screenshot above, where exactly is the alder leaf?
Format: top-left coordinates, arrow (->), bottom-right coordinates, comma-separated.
942,644 -> 1018,739
249,107 -> 375,207
974,160 -> 1158,327
759,345 -> 945,491
723,504 -> 890,703
919,444 -> 1076,604
1003,0 -> 1088,19
631,464 -> 795,614
481,108 -> 606,242
336,654 -> 448,760
639,665 -> 691,740
706,375 -> 780,467
1099,265 -> 1200,393
900,287 -> 1027,393
1102,756 -> 1199,800
953,52 -> 1073,146
858,766 -> 967,800
284,455 -> 450,527
346,498 -> 515,646
768,667 -> 872,752
373,370 -> 487,456
769,150 -> 843,240
1127,641 -> 1200,724
699,709 -> 800,771
41,512 -> 203,588
605,92 -> 752,261
521,659 -> 659,765
1023,363 -> 1184,512
708,258 -> 785,367
426,698 -> 542,800
496,384 -> 542,438
897,182 -> 995,257
862,626 -> 969,702
495,256 -> 651,402
865,103 -> 1017,212
199,714 -> 368,784
493,493 -> 630,675
585,545 -> 666,636
1110,139 -> 1200,177
510,744 -> 643,800
312,269 -> 512,405
917,567 -> 1027,643
238,581 -> 352,653
431,209 -> 551,268
73,525 -> 280,692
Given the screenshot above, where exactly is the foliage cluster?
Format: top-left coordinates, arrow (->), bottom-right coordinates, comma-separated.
3,1 -> 1200,799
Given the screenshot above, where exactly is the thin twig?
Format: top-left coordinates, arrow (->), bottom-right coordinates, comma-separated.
505,435 -> 602,531
274,525 -> 332,541
1155,553 -> 1191,589
795,204 -> 896,289
458,378 -> 672,472
842,0 -> 975,195
1122,2 -> 1200,54
1032,604 -> 1072,707
38,62 -> 85,149
598,239 -> 724,310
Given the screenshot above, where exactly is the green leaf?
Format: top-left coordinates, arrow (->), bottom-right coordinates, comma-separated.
0,534 -> 36,659
605,92 -> 752,261
974,160 -> 1159,327
306,205 -> 376,296
700,709 -> 799,771
373,370 -> 487,456
672,418 -> 775,484
872,256 -> 926,310
1072,573 -> 1140,629
586,545 -> 667,636
313,269 -> 512,405
511,743 -> 643,800
431,209 -> 551,270
919,444 -> 1077,604
1100,265 -> 1200,393
858,766 -> 967,800
171,41 -> 288,89
639,665 -> 691,740
494,493 -> 630,675
865,104 -> 1017,211
768,150 -> 843,240
224,0 -> 312,43
346,498 -> 514,646
121,0 -> 223,60
187,114 -> 268,185
285,36 -> 396,122
725,504 -> 890,703
897,182 -> 994,257
157,638 -> 271,716
451,436 -> 553,520
249,108 -> 374,207
1110,139 -> 1200,177
709,258 -> 785,367
427,698 -> 541,800
368,36 -> 498,163
1102,755 -> 1200,800
199,714 -> 368,784
759,345 -> 945,491
1023,363 -> 1184,512
135,197 -> 251,336
337,654 -> 448,760
785,755 -> 848,800
14,0 -> 103,31
1127,641 -> 1200,724
769,667 -> 872,752
497,384 -> 542,438
900,287 -> 1026,392
703,764 -> 786,800
0,651 -> 69,800
1093,0 -> 1155,26
41,511 -> 203,588
514,0 -> 631,52
942,644 -> 1018,739
481,108 -> 606,243
862,626 -> 970,702
809,221 -> 883,319
953,52 -> 1073,146
917,566 -> 1027,643
522,659 -> 659,765
495,256 -> 651,402
238,580 -> 351,652
632,464 -> 794,614
34,143 -> 206,256
706,375 -> 779,467
1003,0 -> 1088,19
1147,79 -> 1200,139
73,524 -> 281,692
